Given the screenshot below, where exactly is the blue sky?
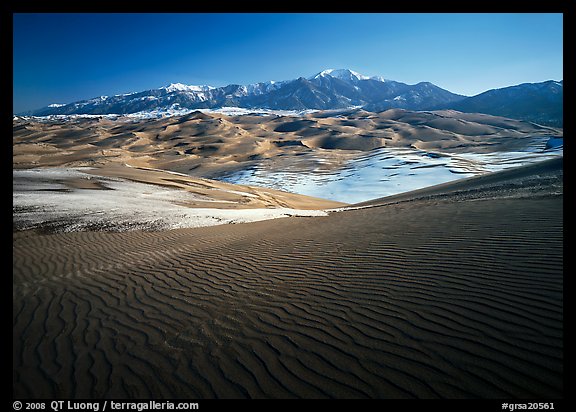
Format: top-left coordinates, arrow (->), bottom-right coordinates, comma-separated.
13,13 -> 563,113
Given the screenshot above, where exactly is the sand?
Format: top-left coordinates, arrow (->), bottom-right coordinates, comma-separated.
13,109 -> 562,207
13,158 -> 563,398
13,109 -> 562,180
12,165 -> 342,233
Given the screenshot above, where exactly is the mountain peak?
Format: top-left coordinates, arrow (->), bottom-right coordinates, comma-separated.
161,83 -> 213,93
311,69 -> 370,82
311,69 -> 389,84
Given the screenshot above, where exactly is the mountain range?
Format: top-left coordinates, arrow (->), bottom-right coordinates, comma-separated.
444,80 -> 563,127
22,69 -> 563,127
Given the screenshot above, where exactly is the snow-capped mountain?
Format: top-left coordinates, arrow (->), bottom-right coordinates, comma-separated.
24,69 -> 465,117
160,83 -> 215,93
21,69 -> 563,126
311,68 -> 373,82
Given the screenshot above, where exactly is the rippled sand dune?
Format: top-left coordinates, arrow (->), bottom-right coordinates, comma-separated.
13,158 -> 563,398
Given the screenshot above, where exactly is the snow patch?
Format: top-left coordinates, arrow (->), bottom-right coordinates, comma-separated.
313,68 -> 371,81
161,83 -> 214,93
370,76 -> 386,82
221,140 -> 563,204
200,106 -> 319,117
13,168 -> 329,232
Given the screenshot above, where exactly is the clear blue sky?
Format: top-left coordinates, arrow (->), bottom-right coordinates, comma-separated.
13,13 -> 563,113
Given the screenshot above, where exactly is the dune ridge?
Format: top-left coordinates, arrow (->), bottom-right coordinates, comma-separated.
13,158 -> 563,398
13,109 -> 561,179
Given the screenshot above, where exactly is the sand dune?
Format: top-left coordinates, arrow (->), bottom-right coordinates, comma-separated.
13,109 -> 561,179
13,158 -> 563,398
12,110 -> 563,398
12,164 -> 344,233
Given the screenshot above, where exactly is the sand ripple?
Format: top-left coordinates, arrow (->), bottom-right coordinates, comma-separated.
13,162 -> 562,398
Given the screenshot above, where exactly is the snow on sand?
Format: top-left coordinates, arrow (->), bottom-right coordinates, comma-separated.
13,168 -> 328,232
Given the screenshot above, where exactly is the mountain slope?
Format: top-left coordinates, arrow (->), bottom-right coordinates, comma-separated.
440,80 -> 563,127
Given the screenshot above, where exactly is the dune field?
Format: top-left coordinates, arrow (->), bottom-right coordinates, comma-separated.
13,110 -> 563,398
13,108 -> 561,177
